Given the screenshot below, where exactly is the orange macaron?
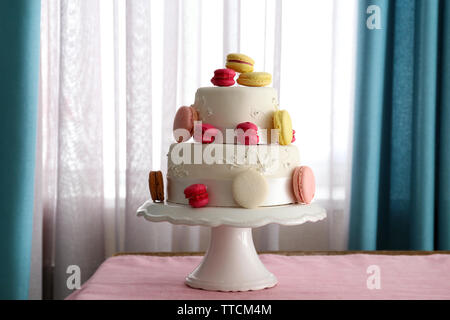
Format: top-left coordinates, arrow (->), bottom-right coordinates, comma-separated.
149,171 -> 165,203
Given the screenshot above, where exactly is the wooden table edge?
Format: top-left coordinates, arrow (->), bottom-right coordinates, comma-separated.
113,250 -> 450,257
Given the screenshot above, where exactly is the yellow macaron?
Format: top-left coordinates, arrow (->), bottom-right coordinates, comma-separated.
226,53 -> 255,73
273,110 -> 293,146
237,72 -> 272,87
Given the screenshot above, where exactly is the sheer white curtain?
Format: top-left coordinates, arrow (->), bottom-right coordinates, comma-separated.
34,0 -> 357,300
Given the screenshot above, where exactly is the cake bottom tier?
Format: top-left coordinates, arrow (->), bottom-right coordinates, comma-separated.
167,176 -> 295,207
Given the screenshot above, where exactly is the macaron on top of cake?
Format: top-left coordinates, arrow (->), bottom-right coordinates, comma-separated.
211,68 -> 236,87
226,53 -> 255,74
237,72 -> 272,87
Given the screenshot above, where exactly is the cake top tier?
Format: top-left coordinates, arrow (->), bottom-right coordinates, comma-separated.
172,53 -> 295,146
193,86 -> 278,143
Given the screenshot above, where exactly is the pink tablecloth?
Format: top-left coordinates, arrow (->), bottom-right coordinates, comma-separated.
67,254 -> 450,300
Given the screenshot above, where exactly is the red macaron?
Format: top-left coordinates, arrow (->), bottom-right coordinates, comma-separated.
236,122 -> 259,145
184,184 -> 209,208
211,68 -> 236,87
193,123 -> 219,144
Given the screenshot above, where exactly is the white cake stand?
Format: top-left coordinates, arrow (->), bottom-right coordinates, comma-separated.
137,200 -> 326,292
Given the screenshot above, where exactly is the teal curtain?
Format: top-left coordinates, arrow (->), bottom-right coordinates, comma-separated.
350,0 -> 450,250
0,0 -> 41,299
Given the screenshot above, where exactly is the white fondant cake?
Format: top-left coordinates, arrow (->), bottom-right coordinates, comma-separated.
161,55 -> 316,209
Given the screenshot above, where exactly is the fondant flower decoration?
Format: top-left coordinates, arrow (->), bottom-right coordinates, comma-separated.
292,130 -> 296,143
184,184 -> 209,208
236,122 -> 259,145
273,110 -> 293,146
193,123 -> 219,144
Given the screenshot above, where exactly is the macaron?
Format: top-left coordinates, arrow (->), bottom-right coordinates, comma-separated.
149,171 -> 164,203
237,72 -> 272,87
193,123 -> 219,144
236,122 -> 259,145
226,53 -> 255,73
292,166 -> 316,204
211,68 -> 236,87
173,106 -> 199,143
232,169 -> 268,209
273,110 -> 293,146
184,184 -> 209,208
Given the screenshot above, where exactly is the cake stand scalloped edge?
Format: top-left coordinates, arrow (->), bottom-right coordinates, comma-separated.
137,200 -> 327,228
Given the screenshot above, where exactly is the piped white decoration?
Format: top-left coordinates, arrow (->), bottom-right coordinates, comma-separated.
232,170 -> 268,209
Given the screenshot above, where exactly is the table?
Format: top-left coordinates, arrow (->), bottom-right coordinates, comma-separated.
67,252 -> 450,300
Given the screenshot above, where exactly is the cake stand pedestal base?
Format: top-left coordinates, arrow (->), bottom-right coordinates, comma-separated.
185,226 -> 277,292
137,201 -> 326,292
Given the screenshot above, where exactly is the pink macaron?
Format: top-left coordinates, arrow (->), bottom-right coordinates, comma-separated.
292,166 -> 315,204
173,106 -> 199,143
